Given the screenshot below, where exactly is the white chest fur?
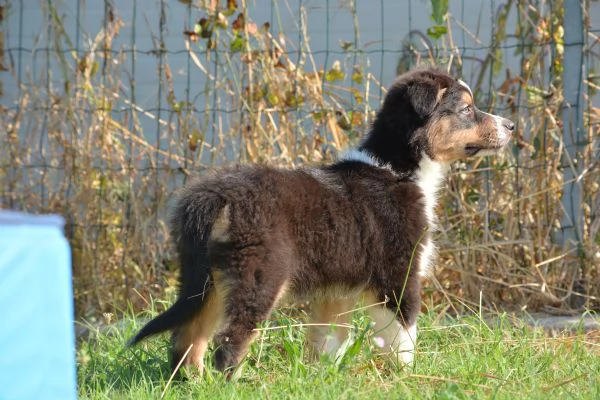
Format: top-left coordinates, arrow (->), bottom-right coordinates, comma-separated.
414,154 -> 449,276
340,149 -> 449,277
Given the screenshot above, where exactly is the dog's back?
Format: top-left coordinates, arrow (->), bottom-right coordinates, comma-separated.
132,161 -> 427,372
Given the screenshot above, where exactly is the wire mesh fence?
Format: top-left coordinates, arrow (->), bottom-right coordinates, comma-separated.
1,0 -> 598,318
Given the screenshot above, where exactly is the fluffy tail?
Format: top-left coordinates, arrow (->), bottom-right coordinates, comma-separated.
128,184 -> 227,346
127,297 -> 199,347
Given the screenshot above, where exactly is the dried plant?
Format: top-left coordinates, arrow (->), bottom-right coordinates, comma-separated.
0,0 -> 597,318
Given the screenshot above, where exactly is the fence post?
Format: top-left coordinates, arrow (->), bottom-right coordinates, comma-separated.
558,1 -> 585,264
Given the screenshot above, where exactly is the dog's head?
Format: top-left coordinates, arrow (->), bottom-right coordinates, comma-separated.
363,68 -> 514,170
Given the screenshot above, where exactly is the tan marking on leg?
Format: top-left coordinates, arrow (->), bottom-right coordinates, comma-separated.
173,273 -> 228,374
363,291 -> 416,366
274,280 -> 290,305
307,296 -> 356,359
209,204 -> 230,242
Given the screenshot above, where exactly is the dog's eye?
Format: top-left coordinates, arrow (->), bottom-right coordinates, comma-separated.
461,105 -> 473,115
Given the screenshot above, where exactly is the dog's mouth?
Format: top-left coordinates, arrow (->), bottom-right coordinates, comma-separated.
464,144 -> 505,156
464,145 -> 482,156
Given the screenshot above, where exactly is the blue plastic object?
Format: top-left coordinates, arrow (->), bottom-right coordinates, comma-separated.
0,211 -> 76,400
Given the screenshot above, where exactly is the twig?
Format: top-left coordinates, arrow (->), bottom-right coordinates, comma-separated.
161,343 -> 193,399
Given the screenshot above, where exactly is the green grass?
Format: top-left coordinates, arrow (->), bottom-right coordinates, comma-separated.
77,307 -> 600,399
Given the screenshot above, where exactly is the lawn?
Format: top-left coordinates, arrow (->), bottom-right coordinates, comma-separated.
77,305 -> 600,399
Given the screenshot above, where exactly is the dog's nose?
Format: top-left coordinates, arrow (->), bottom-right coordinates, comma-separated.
503,119 -> 515,132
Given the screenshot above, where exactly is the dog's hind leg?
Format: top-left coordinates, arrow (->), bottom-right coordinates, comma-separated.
170,277 -> 228,375
307,296 -> 356,359
211,264 -> 289,376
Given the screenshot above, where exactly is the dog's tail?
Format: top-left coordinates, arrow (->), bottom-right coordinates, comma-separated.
128,185 -> 227,347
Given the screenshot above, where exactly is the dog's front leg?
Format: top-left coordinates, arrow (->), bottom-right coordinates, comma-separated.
307,296 -> 356,359
367,305 -> 417,365
362,291 -> 417,366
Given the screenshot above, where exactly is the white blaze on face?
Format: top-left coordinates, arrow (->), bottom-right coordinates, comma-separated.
458,79 -> 473,99
458,78 -> 510,147
480,110 -> 510,146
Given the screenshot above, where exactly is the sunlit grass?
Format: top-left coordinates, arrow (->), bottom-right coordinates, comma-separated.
77,305 -> 600,399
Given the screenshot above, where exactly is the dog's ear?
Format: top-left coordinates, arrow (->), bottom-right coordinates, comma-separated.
405,80 -> 447,119
380,70 -> 451,126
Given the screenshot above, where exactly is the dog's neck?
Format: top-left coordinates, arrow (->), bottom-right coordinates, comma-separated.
339,148 -> 449,185
339,148 -> 450,225
356,111 -> 428,174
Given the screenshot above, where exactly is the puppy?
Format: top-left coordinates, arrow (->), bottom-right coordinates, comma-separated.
129,67 -> 514,376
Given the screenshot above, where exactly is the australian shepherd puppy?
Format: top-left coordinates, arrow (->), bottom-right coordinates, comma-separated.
129,67 -> 514,376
